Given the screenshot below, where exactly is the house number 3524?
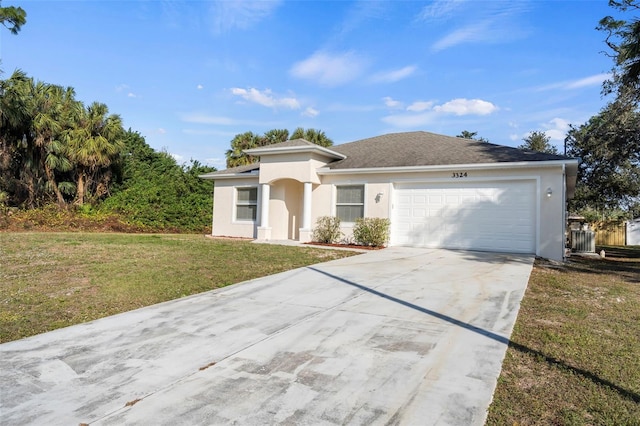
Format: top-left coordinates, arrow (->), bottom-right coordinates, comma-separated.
452,172 -> 468,178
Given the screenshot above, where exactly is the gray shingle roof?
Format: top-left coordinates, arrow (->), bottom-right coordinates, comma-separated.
255,138 -> 316,149
327,131 -> 570,169
204,131 -> 574,176
200,163 -> 259,177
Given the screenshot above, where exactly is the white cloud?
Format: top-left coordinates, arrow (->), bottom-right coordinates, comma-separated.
430,4 -> 530,52
565,73 -> 610,89
197,84 -> 204,90
290,50 -> 368,87
383,96 -> 403,109
418,0 -> 467,21
407,101 -> 433,112
534,73 -> 611,92
230,87 -> 300,109
542,117 -> 571,141
433,98 -> 498,115
127,92 -> 137,98
170,153 -> 184,162
115,84 -> 129,92
382,97 -> 497,129
509,134 -> 520,141
302,107 -> 319,118
432,20 -> 492,51
157,128 -> 166,134
211,0 -> 282,34
370,65 -> 417,83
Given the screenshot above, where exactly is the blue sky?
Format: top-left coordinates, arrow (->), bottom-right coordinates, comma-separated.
1,0 -> 619,169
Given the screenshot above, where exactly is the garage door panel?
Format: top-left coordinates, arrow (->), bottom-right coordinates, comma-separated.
392,181 -> 536,254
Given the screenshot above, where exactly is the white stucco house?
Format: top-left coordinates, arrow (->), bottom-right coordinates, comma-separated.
201,131 -> 579,261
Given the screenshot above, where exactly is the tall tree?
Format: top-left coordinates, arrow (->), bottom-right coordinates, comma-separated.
260,128 -> 289,145
66,102 -> 124,205
598,0 -> 640,101
565,93 -> 640,213
0,1 -> 26,34
225,131 -> 260,168
290,127 -> 333,147
0,69 -> 29,205
518,131 -> 559,154
225,128 -> 334,168
29,82 -> 78,206
456,130 -> 489,143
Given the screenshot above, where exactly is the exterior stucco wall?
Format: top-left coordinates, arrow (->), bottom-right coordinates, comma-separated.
270,179 -> 303,240
211,178 -> 259,239
258,153 -> 330,184
210,164 -> 568,261
316,165 -> 567,261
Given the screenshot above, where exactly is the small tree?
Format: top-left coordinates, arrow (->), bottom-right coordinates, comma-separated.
457,130 -> 489,143
518,131 -> 559,154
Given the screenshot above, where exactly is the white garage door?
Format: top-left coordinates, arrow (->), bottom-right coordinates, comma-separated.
391,180 -> 536,254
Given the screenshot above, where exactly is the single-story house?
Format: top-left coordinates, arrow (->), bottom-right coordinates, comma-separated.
200,131 -> 579,261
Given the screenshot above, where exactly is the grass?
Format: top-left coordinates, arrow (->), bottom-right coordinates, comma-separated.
0,232 -> 358,343
487,246 -> 640,425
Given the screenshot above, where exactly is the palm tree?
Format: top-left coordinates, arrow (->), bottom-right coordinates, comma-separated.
0,2 -> 27,35
224,128 -> 334,168
30,81 -> 77,206
225,131 -> 259,168
259,128 -> 289,146
290,127 -> 333,147
0,69 -> 30,206
66,102 -> 124,205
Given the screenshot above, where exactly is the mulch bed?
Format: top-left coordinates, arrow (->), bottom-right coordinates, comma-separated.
303,242 -> 385,250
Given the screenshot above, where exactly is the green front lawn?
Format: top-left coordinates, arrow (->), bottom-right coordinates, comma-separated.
487,246 -> 640,425
0,233 -> 358,343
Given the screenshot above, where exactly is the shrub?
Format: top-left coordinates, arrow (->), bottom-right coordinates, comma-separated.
312,216 -> 342,243
353,217 -> 390,247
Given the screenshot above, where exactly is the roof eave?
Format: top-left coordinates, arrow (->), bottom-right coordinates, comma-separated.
317,159 -> 580,175
199,171 -> 260,180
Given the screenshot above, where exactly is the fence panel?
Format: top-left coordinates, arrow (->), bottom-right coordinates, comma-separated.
592,221 -> 626,246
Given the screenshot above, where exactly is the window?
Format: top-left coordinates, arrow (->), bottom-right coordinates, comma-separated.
236,187 -> 258,221
336,185 -> 364,222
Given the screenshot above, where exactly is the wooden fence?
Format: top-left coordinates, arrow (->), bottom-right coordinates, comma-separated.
591,221 -> 626,246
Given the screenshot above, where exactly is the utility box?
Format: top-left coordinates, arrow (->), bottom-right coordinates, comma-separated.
571,230 -> 595,253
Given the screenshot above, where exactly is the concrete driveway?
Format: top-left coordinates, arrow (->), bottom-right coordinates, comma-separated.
1,247 -> 533,425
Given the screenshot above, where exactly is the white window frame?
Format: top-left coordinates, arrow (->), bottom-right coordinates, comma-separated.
335,184 -> 365,223
234,186 -> 258,222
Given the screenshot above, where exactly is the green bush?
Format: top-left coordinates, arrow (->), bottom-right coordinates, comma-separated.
312,216 -> 342,243
353,217 -> 390,247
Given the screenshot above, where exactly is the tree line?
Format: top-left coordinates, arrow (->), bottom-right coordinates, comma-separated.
225,127 -> 333,168
0,70 -> 125,207
566,0 -> 640,218
0,69 -> 216,231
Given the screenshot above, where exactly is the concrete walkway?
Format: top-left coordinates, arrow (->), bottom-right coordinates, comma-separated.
0,248 -> 533,425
